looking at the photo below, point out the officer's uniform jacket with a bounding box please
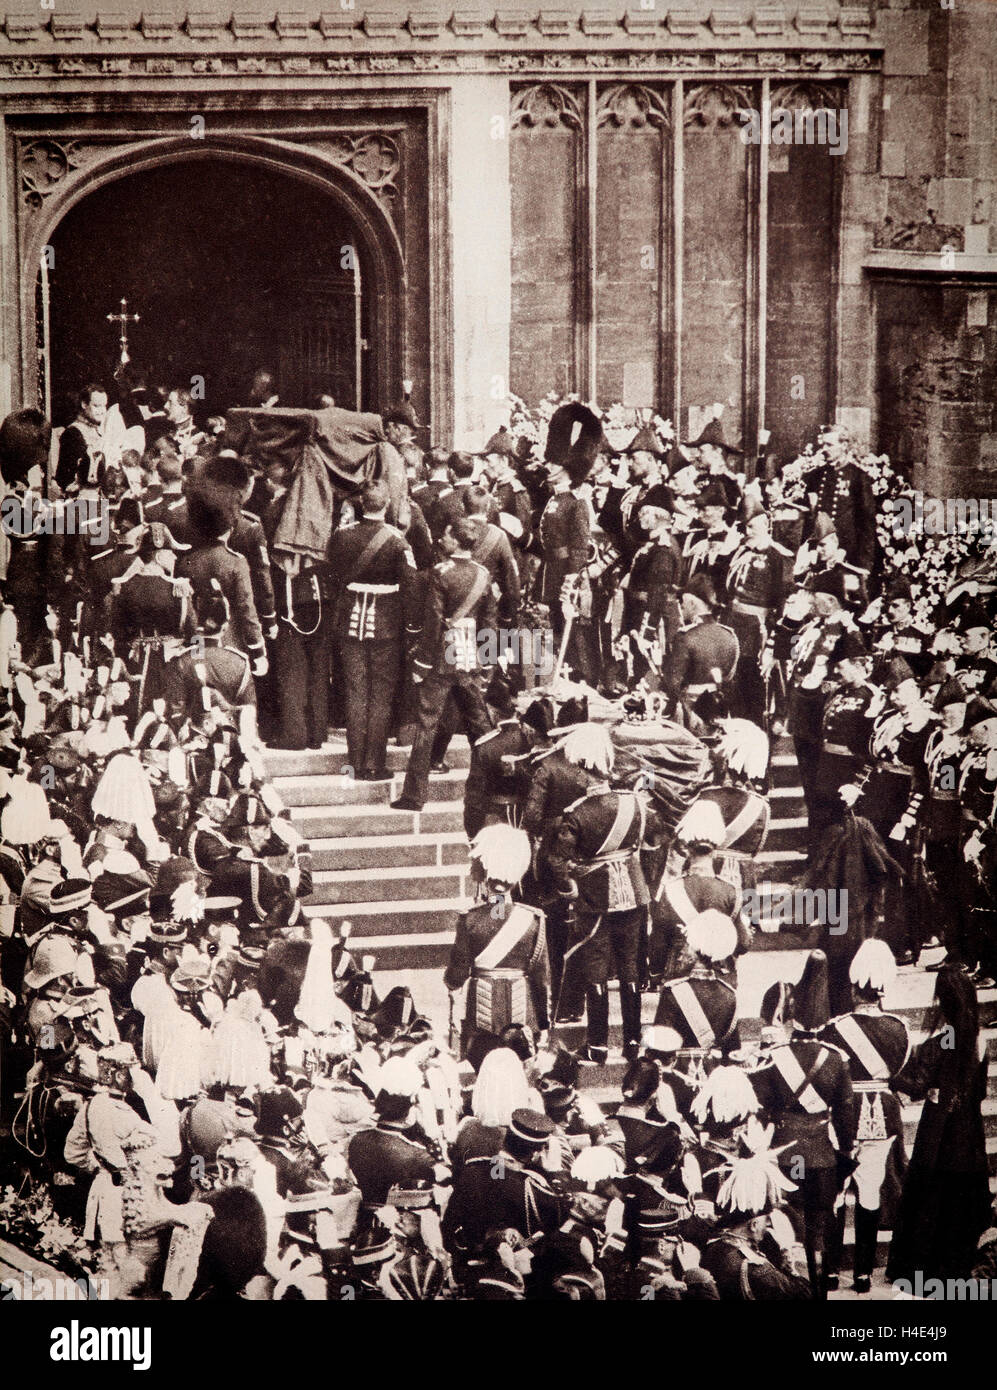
[818,1006,910,1144]
[445,896,550,1036]
[177,541,265,659]
[471,522,520,625]
[686,785,771,864]
[411,478,462,542]
[666,617,739,702]
[700,1234,812,1300]
[412,555,497,679]
[347,1121,437,1205]
[538,487,590,606]
[463,718,536,839]
[442,1151,566,1248]
[548,784,654,914]
[786,612,855,746]
[819,684,875,770]
[810,461,877,574]
[682,522,740,604]
[326,517,418,643]
[921,724,966,841]
[750,1034,857,1173]
[653,965,738,1052]
[492,477,533,550]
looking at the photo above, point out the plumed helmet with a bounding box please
[1,777,53,845]
[715,1119,797,1219]
[717,718,770,782]
[691,1064,760,1127]
[848,938,896,996]
[480,426,517,459]
[570,1145,624,1188]
[685,908,738,963]
[675,799,726,848]
[561,722,614,775]
[91,753,156,827]
[469,823,532,887]
[544,402,603,486]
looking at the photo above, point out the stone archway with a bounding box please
[18,133,406,419]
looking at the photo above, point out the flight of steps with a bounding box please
[263,730,813,974]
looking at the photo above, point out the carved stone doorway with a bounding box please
[42,155,374,425]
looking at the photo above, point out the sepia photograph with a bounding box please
[0,0,994,1363]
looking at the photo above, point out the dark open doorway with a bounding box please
[46,157,372,426]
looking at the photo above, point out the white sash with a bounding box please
[669,980,715,1048]
[771,1046,828,1114]
[475,904,536,971]
[834,1014,889,1081]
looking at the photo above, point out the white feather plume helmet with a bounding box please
[561,722,615,775]
[469,823,532,886]
[849,937,896,995]
[570,1144,624,1188]
[691,1064,760,1127]
[715,1117,797,1217]
[91,752,156,826]
[0,776,53,844]
[377,1055,424,1100]
[717,718,770,782]
[685,908,738,963]
[675,799,726,848]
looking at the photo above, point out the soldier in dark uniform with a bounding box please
[751,952,857,1296]
[444,825,549,1068]
[955,600,997,699]
[806,430,877,579]
[918,677,969,972]
[327,479,418,781]
[195,454,277,643]
[843,658,933,964]
[867,576,930,678]
[161,586,257,728]
[481,429,534,576]
[410,448,462,545]
[393,517,496,811]
[652,897,739,1080]
[819,938,910,1294]
[785,571,858,857]
[808,628,876,856]
[177,491,267,670]
[547,725,659,1064]
[699,1142,813,1300]
[681,478,740,608]
[725,496,792,725]
[442,1109,567,1256]
[599,422,673,572]
[621,500,683,684]
[536,404,599,672]
[520,712,593,1025]
[665,574,739,730]
[108,522,195,715]
[55,384,108,494]
[462,686,537,839]
[956,713,997,988]
[793,511,867,611]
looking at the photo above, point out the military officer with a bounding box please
[393,517,496,811]
[725,496,792,725]
[665,574,739,729]
[751,952,857,1297]
[444,825,549,1068]
[819,939,910,1294]
[327,478,418,781]
[806,428,877,579]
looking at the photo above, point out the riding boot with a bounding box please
[585,984,610,1054]
[853,1205,881,1281]
[618,981,642,1052]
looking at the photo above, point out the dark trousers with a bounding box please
[338,636,401,776]
[401,668,492,807]
[273,605,331,750]
[727,609,767,726]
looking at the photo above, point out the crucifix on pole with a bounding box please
[106,297,140,367]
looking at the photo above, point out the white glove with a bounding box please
[252,656,269,677]
[839,783,861,807]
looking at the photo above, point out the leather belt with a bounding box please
[472,967,524,980]
[878,762,913,776]
[823,743,858,758]
[853,1079,890,1093]
[731,599,769,618]
[930,790,958,802]
[347,582,398,595]
[685,682,716,695]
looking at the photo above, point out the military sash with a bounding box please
[668,980,715,1049]
[771,1045,829,1114]
[720,795,766,851]
[834,1014,889,1082]
[474,904,537,971]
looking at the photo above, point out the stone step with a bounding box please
[291,801,465,839]
[308,831,469,871]
[264,739,471,779]
[310,863,468,905]
[274,768,467,808]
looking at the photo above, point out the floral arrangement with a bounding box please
[773,426,996,633]
[0,1181,95,1278]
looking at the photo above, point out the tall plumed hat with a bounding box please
[544,403,603,486]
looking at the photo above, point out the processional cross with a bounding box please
[106,297,140,367]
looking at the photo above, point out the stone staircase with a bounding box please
[263,731,814,974]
